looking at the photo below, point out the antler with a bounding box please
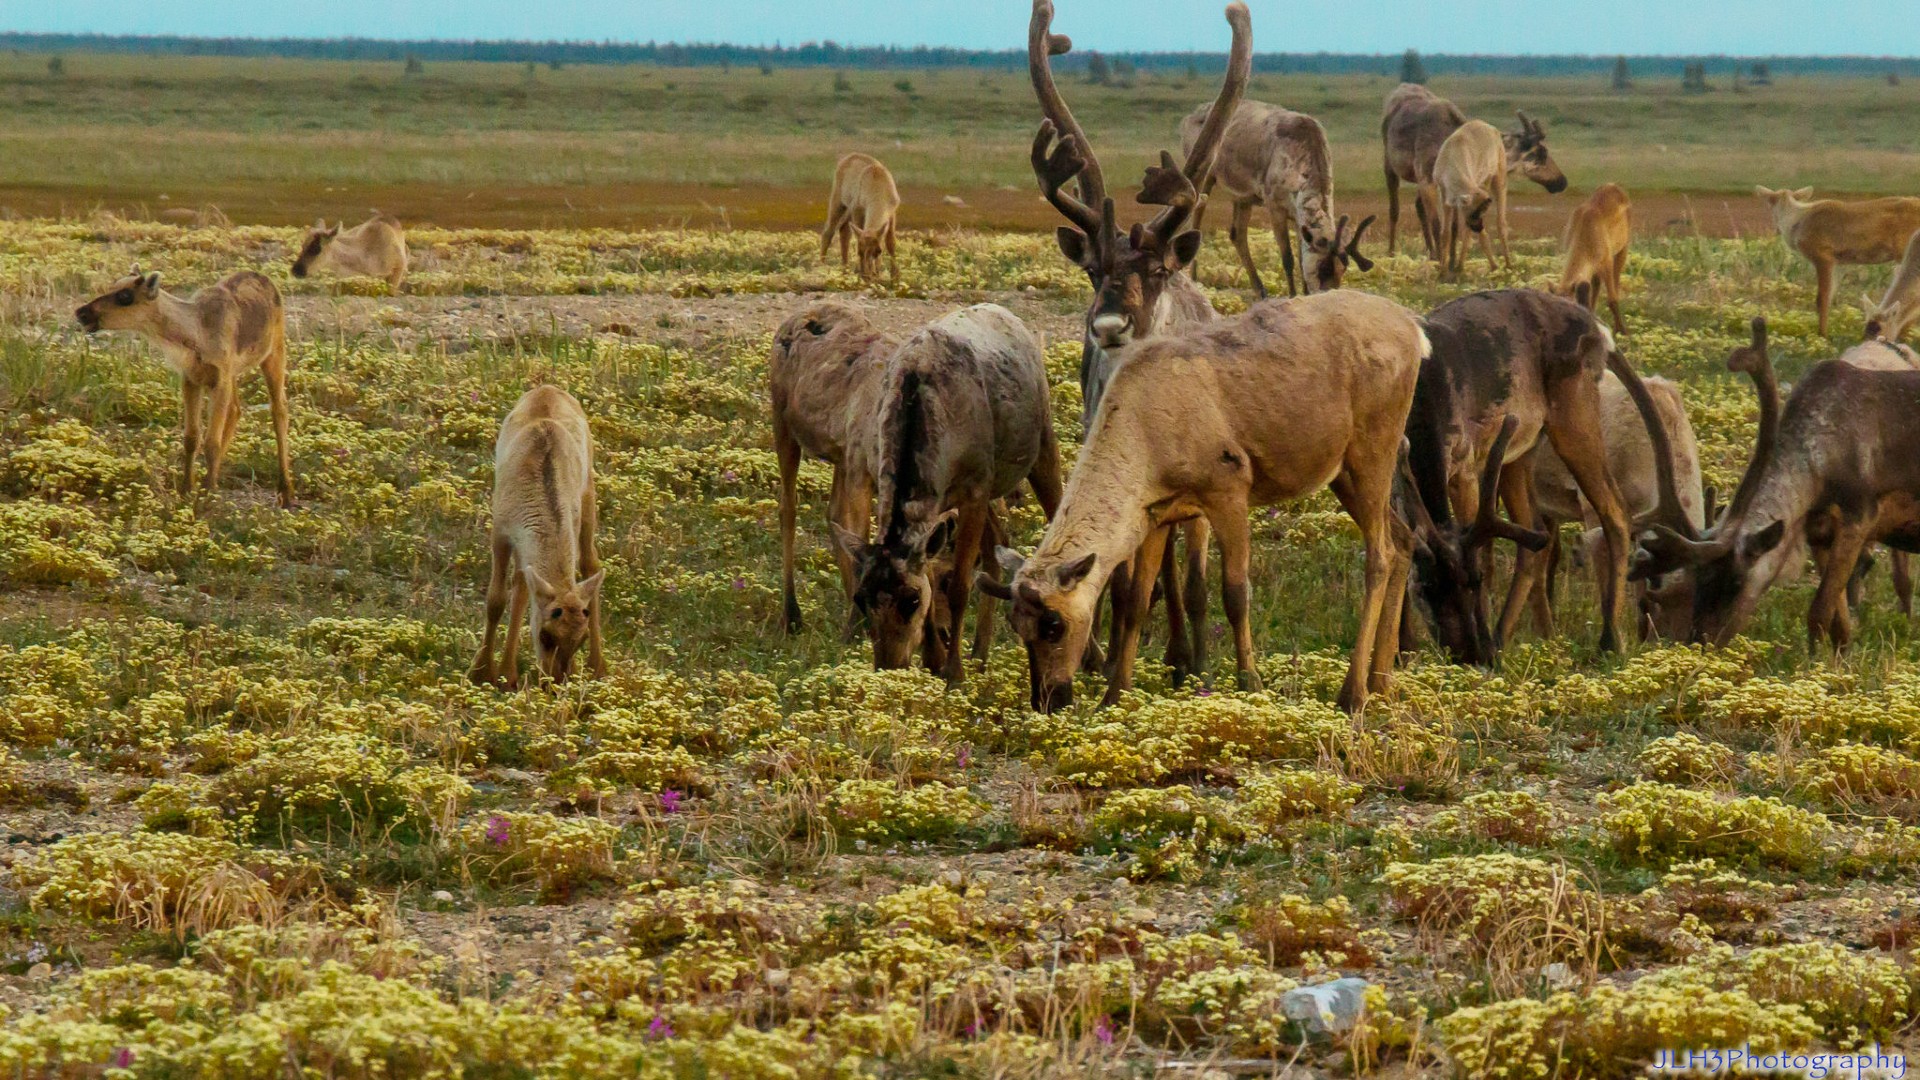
[1605,345,1695,540]
[1722,317,1780,529]
[1029,1,1107,239]
[1139,1,1251,251]
[1467,415,1551,553]
[1337,214,1377,272]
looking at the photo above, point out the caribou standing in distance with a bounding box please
[469,385,607,689]
[770,300,898,637]
[291,212,408,291]
[1634,320,1920,648]
[1397,290,1668,665]
[76,269,296,508]
[1524,371,1704,642]
[1381,84,1566,261]
[1178,99,1373,297]
[1017,0,1253,687]
[1757,186,1920,337]
[821,152,902,284]
[1554,183,1632,335]
[984,290,1427,715]
[832,304,1062,683]
[1431,120,1515,279]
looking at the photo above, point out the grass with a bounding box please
[3,53,1920,228]
[2,210,1920,1073]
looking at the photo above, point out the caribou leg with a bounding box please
[1100,525,1172,708]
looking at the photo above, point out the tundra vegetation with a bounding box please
[4,168,1920,1077]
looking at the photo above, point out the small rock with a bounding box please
[938,869,964,888]
[1125,907,1157,924]
[26,962,52,982]
[431,890,455,904]
[1282,977,1371,1037]
[1540,962,1577,990]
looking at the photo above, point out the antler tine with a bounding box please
[1721,316,1780,528]
[1028,0,1106,224]
[1392,438,1446,556]
[1141,1,1250,249]
[1468,415,1551,553]
[1030,120,1103,237]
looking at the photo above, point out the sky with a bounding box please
[6,0,1918,57]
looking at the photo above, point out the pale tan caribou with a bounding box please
[1757,186,1920,336]
[821,153,901,284]
[292,212,408,291]
[76,269,295,507]
[1381,84,1566,261]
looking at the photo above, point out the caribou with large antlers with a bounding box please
[1178,99,1373,297]
[1634,320,1920,648]
[1397,290,1669,664]
[1024,0,1252,686]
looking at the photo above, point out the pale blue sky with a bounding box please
[5,0,1916,56]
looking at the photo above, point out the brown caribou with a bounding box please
[291,212,408,291]
[1022,0,1252,686]
[822,152,901,284]
[770,300,897,637]
[1553,183,1632,335]
[1634,320,1920,648]
[1397,290,1664,664]
[983,289,1427,715]
[1757,186,1920,336]
[1179,99,1374,297]
[76,269,295,507]
[1381,84,1566,261]
[831,304,1063,683]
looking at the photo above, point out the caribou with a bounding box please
[1554,183,1632,335]
[1179,99,1373,297]
[832,305,1063,683]
[1757,186,1920,337]
[469,385,607,689]
[1635,320,1920,648]
[291,212,408,291]
[1381,85,1566,261]
[1431,120,1514,279]
[76,269,295,507]
[1021,0,1252,686]
[822,152,902,284]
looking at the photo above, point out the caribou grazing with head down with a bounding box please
[983,290,1428,715]
[1381,85,1566,261]
[1554,183,1632,335]
[1863,229,1920,345]
[1178,99,1373,297]
[1431,120,1514,279]
[1634,320,1920,648]
[1397,290,1669,665]
[770,300,899,637]
[822,152,902,284]
[832,304,1063,683]
[1022,0,1252,686]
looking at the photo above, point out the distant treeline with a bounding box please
[5,33,1920,77]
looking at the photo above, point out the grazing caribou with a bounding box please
[1381,84,1566,261]
[1554,183,1632,335]
[1024,0,1252,686]
[1757,186,1920,337]
[76,269,295,507]
[292,212,408,291]
[1179,99,1373,297]
[1432,120,1513,279]
[1636,319,1920,647]
[469,385,606,689]
[983,290,1427,715]
[1397,290,1663,664]
[832,304,1062,683]
[822,153,902,284]
[1524,371,1704,642]
[1863,228,1920,344]
[770,300,898,636]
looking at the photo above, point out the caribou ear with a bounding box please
[523,566,559,600]
[576,568,606,601]
[1168,228,1203,269]
[829,523,868,561]
[313,217,326,230]
[1793,187,1814,201]
[995,545,1027,580]
[1052,552,1097,588]
[1740,519,1786,560]
[1056,227,1089,267]
[974,572,1015,601]
[140,272,162,297]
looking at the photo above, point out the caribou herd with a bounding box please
[72,0,1920,710]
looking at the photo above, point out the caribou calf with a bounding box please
[821,153,901,284]
[76,269,295,507]
[1864,229,1920,344]
[1432,120,1512,278]
[470,385,606,689]
[292,212,408,291]
[1555,183,1632,335]
[985,290,1427,715]
[1635,320,1920,649]
[834,304,1062,682]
